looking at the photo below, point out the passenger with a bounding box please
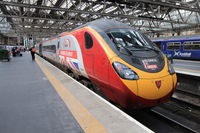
[12,47,16,57]
[16,47,20,55]
[30,46,36,60]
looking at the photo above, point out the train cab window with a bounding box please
[84,32,93,49]
[106,29,155,51]
[184,41,200,50]
[167,42,180,50]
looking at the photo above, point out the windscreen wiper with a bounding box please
[143,46,160,52]
[129,45,160,52]
[108,34,132,55]
[123,46,132,55]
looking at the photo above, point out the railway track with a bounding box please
[132,90,200,133]
[173,89,200,108]
[151,102,200,133]
[127,97,200,133]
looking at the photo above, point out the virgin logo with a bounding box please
[155,80,161,89]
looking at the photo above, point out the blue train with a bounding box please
[152,34,200,60]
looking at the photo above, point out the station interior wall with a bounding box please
[0,34,17,46]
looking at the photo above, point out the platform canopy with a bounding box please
[0,0,200,38]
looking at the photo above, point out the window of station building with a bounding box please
[84,32,93,49]
[166,42,180,50]
[42,45,56,53]
[184,41,200,50]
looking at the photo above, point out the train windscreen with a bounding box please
[106,29,157,51]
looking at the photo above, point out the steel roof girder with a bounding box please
[0,1,192,25]
[127,0,200,13]
[0,14,85,23]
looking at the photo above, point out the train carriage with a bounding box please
[152,35,200,60]
[36,19,177,109]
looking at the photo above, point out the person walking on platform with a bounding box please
[30,46,36,60]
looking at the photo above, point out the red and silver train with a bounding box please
[36,19,177,109]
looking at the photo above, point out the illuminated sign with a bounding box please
[142,59,158,70]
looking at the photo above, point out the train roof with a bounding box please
[43,19,136,43]
[151,34,200,42]
[74,19,131,31]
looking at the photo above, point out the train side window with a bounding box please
[39,44,42,53]
[57,42,60,49]
[57,39,60,49]
[193,41,200,50]
[84,32,93,49]
[167,42,180,50]
[184,41,200,50]
[42,45,56,53]
[184,42,192,50]
[52,45,56,53]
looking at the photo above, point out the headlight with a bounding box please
[112,62,139,80]
[168,61,175,74]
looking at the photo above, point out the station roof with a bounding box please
[0,0,199,38]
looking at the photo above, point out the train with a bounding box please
[152,34,200,60]
[36,19,177,109]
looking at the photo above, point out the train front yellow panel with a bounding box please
[137,75,173,100]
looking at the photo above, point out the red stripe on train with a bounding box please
[59,50,77,59]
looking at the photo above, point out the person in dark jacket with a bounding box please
[30,46,36,60]
[12,47,16,57]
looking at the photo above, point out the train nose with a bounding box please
[136,75,174,100]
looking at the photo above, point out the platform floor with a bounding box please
[0,52,152,133]
[173,59,200,76]
[0,52,83,133]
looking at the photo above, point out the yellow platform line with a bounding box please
[36,58,108,133]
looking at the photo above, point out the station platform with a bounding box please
[173,59,200,77]
[0,52,153,133]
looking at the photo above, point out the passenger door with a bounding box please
[83,31,109,84]
[82,31,95,77]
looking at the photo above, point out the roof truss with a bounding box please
[0,0,199,38]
